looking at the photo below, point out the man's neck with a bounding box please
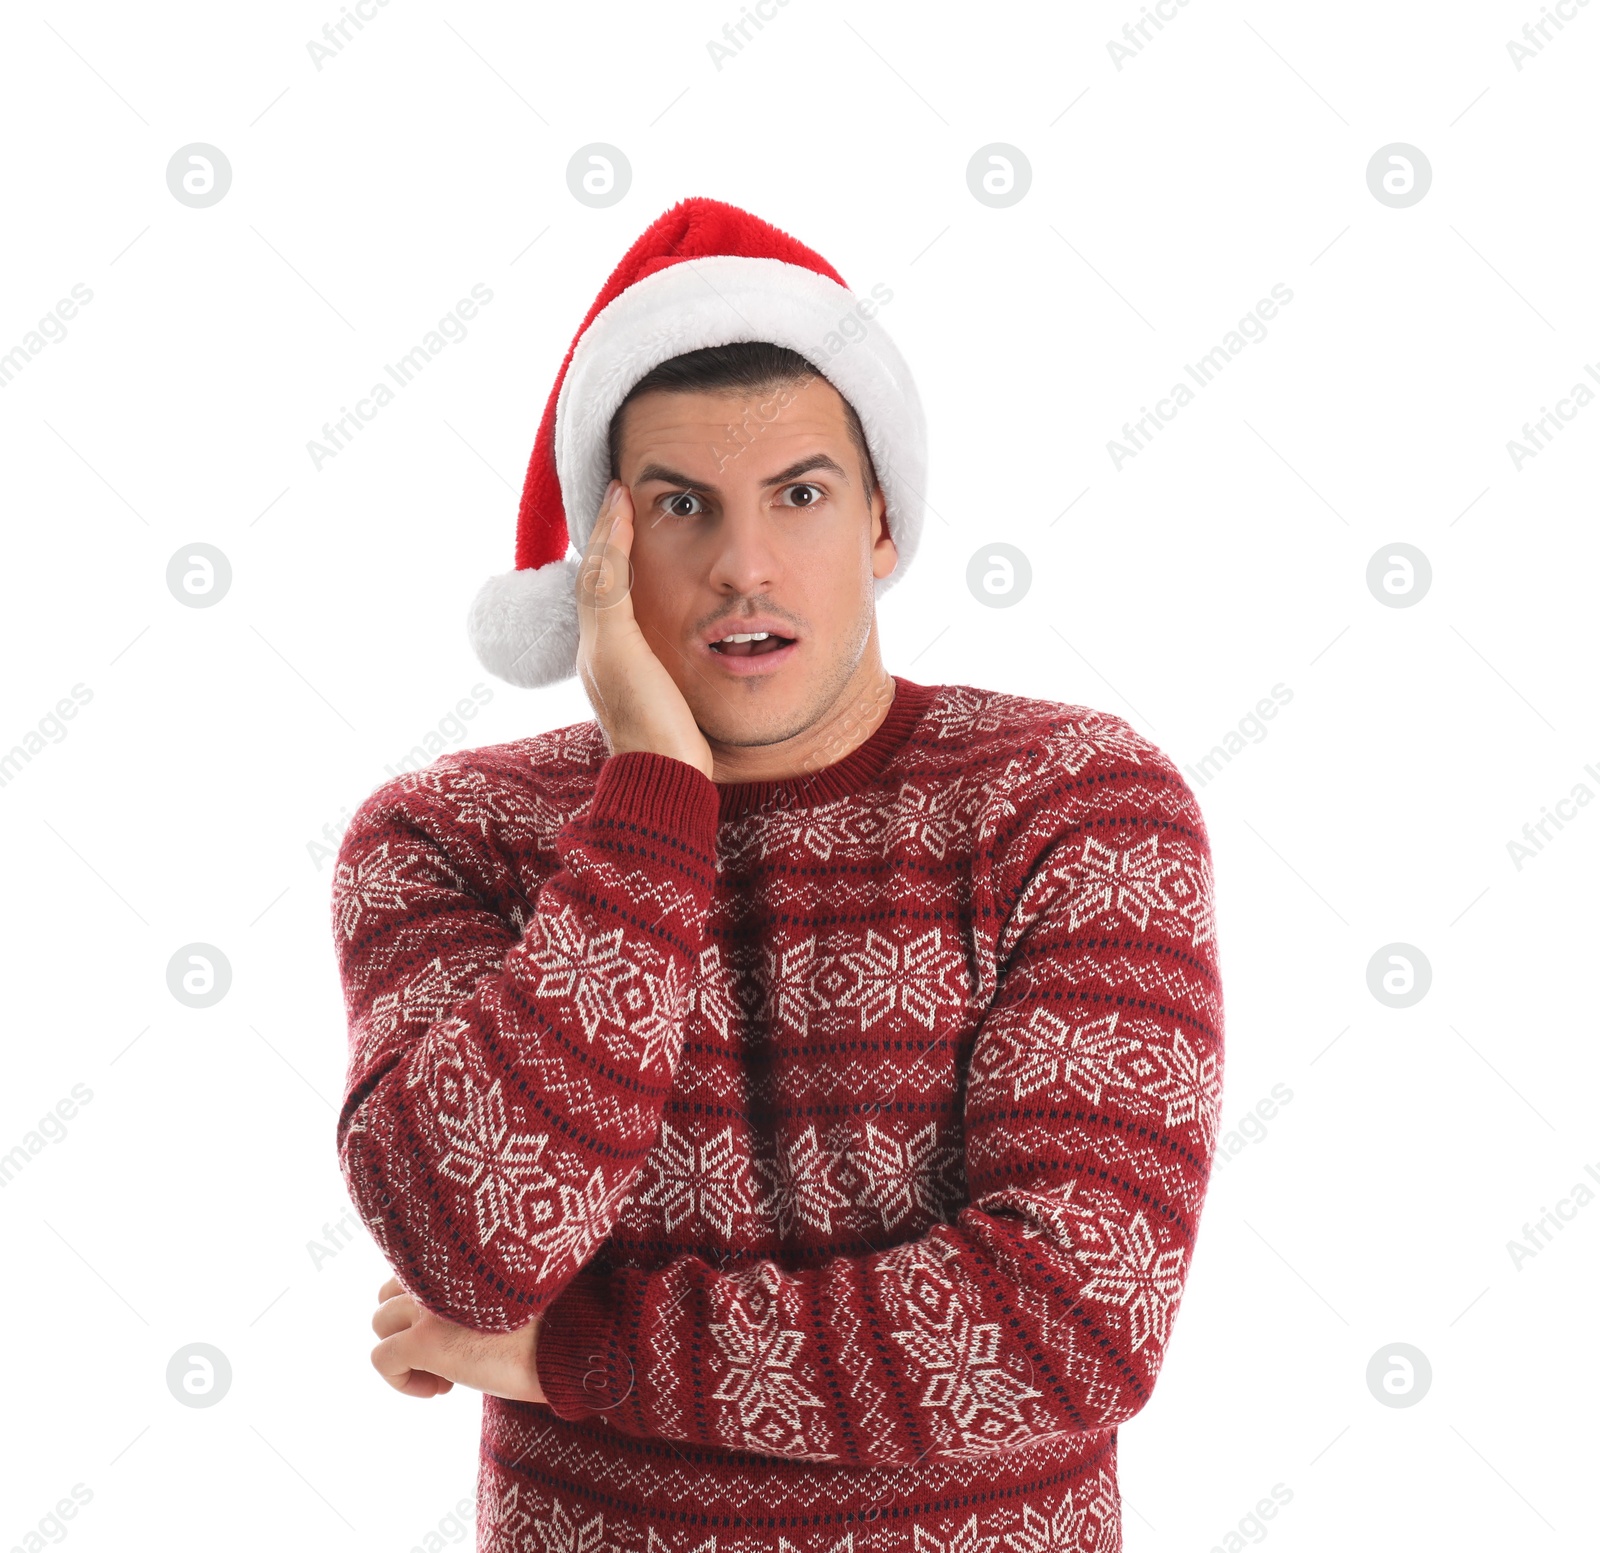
[704,660,897,786]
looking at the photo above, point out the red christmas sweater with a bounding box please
[331,675,1223,1553]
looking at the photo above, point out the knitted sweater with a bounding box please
[331,675,1223,1553]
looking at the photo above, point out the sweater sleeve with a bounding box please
[532,746,1222,1464]
[331,749,720,1333]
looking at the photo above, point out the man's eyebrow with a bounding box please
[760,453,851,487]
[633,462,708,490]
[631,452,852,491]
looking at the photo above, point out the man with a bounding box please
[332,198,1222,1553]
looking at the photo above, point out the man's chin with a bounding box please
[693,689,822,752]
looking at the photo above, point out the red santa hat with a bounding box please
[466,196,927,689]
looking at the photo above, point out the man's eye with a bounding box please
[776,482,825,508]
[660,491,707,519]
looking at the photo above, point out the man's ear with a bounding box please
[869,486,897,580]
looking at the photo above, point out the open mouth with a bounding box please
[709,633,796,658]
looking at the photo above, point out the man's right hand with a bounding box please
[575,479,715,781]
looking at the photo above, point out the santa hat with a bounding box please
[466,196,927,689]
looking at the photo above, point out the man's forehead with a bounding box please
[617,377,851,465]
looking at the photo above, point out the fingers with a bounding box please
[581,481,622,578]
[579,481,634,620]
[369,1317,457,1401]
[608,479,635,550]
[575,481,638,729]
[368,1275,457,1399]
[371,1323,457,1398]
[371,1290,417,1340]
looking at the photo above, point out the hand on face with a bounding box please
[575,479,716,781]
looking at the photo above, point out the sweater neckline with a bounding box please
[715,675,935,822]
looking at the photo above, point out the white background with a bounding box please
[2,2,1596,1549]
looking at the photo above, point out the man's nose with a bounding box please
[704,494,782,594]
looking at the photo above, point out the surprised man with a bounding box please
[332,196,1223,1553]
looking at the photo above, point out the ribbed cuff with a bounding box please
[536,1272,633,1423]
[587,751,719,849]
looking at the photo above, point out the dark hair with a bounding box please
[605,340,878,501]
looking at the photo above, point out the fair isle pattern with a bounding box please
[331,677,1222,1551]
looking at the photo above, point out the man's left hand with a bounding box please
[369,1275,546,1404]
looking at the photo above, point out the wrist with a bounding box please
[525,1316,547,1406]
[534,1275,631,1422]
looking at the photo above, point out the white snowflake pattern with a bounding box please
[835,927,970,1031]
[734,796,882,865]
[638,1122,756,1236]
[851,1120,962,1230]
[761,937,831,1038]
[398,762,555,849]
[1041,715,1147,777]
[891,1275,1042,1443]
[690,942,742,1039]
[883,777,971,860]
[1170,848,1216,947]
[478,1478,534,1553]
[1059,835,1185,933]
[925,686,1015,741]
[913,1513,1001,1553]
[520,904,643,1042]
[357,952,462,1065]
[754,1124,853,1236]
[970,752,1035,836]
[970,1010,1141,1106]
[408,1023,556,1248]
[525,1163,634,1281]
[1076,1209,1187,1353]
[615,957,690,1072]
[333,840,414,940]
[709,1290,826,1455]
[785,799,883,862]
[391,951,459,1025]
[1141,1025,1221,1150]
[1005,1473,1121,1553]
[528,1495,606,1553]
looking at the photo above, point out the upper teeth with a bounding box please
[719,632,771,643]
